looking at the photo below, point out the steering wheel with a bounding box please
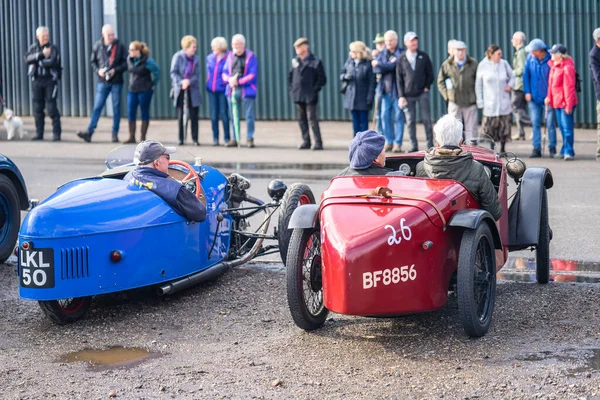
[168,160,202,198]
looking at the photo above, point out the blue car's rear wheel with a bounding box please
[457,223,496,338]
[0,175,20,264]
[38,297,92,325]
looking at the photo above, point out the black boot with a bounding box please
[141,121,149,142]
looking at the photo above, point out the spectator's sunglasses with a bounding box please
[162,154,170,160]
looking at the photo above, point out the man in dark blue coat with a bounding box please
[373,30,405,153]
[125,141,206,222]
[590,28,600,161]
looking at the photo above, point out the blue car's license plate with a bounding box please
[20,248,55,288]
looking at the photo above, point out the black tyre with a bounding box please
[286,227,328,330]
[38,297,92,325]
[277,183,315,264]
[0,175,21,264]
[457,223,496,338]
[535,188,550,284]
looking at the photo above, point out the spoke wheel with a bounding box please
[0,175,20,264]
[536,188,550,284]
[277,183,315,265]
[457,223,496,338]
[286,227,328,330]
[38,297,92,325]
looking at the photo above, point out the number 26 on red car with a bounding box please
[385,218,412,246]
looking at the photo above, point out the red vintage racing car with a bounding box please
[285,142,552,337]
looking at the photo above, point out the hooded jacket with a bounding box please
[222,49,258,98]
[475,57,515,116]
[547,57,578,110]
[523,50,551,105]
[437,55,478,106]
[415,148,502,220]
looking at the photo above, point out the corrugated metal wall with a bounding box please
[2,1,597,125]
[0,0,103,117]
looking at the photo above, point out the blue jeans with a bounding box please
[208,91,230,143]
[88,82,123,135]
[350,110,369,136]
[555,107,576,156]
[127,89,153,121]
[528,102,556,151]
[380,93,405,146]
[228,88,255,141]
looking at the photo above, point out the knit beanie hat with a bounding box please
[349,130,385,170]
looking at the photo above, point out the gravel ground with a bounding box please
[0,260,599,400]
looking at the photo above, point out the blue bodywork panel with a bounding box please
[18,165,233,300]
[0,154,29,209]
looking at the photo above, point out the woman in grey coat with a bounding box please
[170,35,202,145]
[475,44,515,152]
[340,41,376,136]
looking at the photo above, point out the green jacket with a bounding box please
[415,148,502,220]
[512,45,527,91]
[436,56,478,107]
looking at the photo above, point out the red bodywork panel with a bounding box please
[319,151,509,316]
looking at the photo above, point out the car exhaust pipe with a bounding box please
[157,197,272,296]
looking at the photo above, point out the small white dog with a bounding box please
[2,109,26,140]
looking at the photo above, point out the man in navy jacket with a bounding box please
[373,30,405,153]
[590,28,600,161]
[523,39,556,158]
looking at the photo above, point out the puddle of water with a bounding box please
[60,346,158,370]
[499,257,600,283]
[515,348,600,376]
[209,162,347,171]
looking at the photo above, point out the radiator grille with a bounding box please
[60,247,90,280]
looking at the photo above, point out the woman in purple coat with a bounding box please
[170,35,202,146]
[206,37,231,146]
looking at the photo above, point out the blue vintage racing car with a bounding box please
[17,146,315,324]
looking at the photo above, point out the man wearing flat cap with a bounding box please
[590,27,600,161]
[288,37,327,150]
[437,40,479,141]
[125,140,206,222]
[523,38,556,158]
[338,130,391,176]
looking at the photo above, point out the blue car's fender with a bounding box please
[0,154,29,210]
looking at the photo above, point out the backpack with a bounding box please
[575,72,582,93]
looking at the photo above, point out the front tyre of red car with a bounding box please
[0,175,21,264]
[38,297,92,325]
[457,223,497,338]
[535,188,550,284]
[286,227,328,330]
[277,183,316,265]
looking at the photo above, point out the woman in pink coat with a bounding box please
[545,44,578,160]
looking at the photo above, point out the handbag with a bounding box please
[340,80,349,94]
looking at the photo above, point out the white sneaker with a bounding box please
[564,154,574,161]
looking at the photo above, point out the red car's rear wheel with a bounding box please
[286,227,328,330]
[38,296,92,325]
[457,223,496,338]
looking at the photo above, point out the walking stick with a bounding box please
[230,73,241,148]
[542,106,548,157]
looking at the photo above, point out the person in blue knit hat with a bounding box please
[337,130,392,176]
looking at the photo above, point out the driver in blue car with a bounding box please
[124,140,206,222]
[415,114,502,220]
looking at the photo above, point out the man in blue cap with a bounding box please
[125,140,206,222]
[523,38,556,158]
[338,130,391,176]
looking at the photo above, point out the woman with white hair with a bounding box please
[206,37,230,146]
[416,114,502,220]
[341,41,376,136]
[476,44,515,153]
